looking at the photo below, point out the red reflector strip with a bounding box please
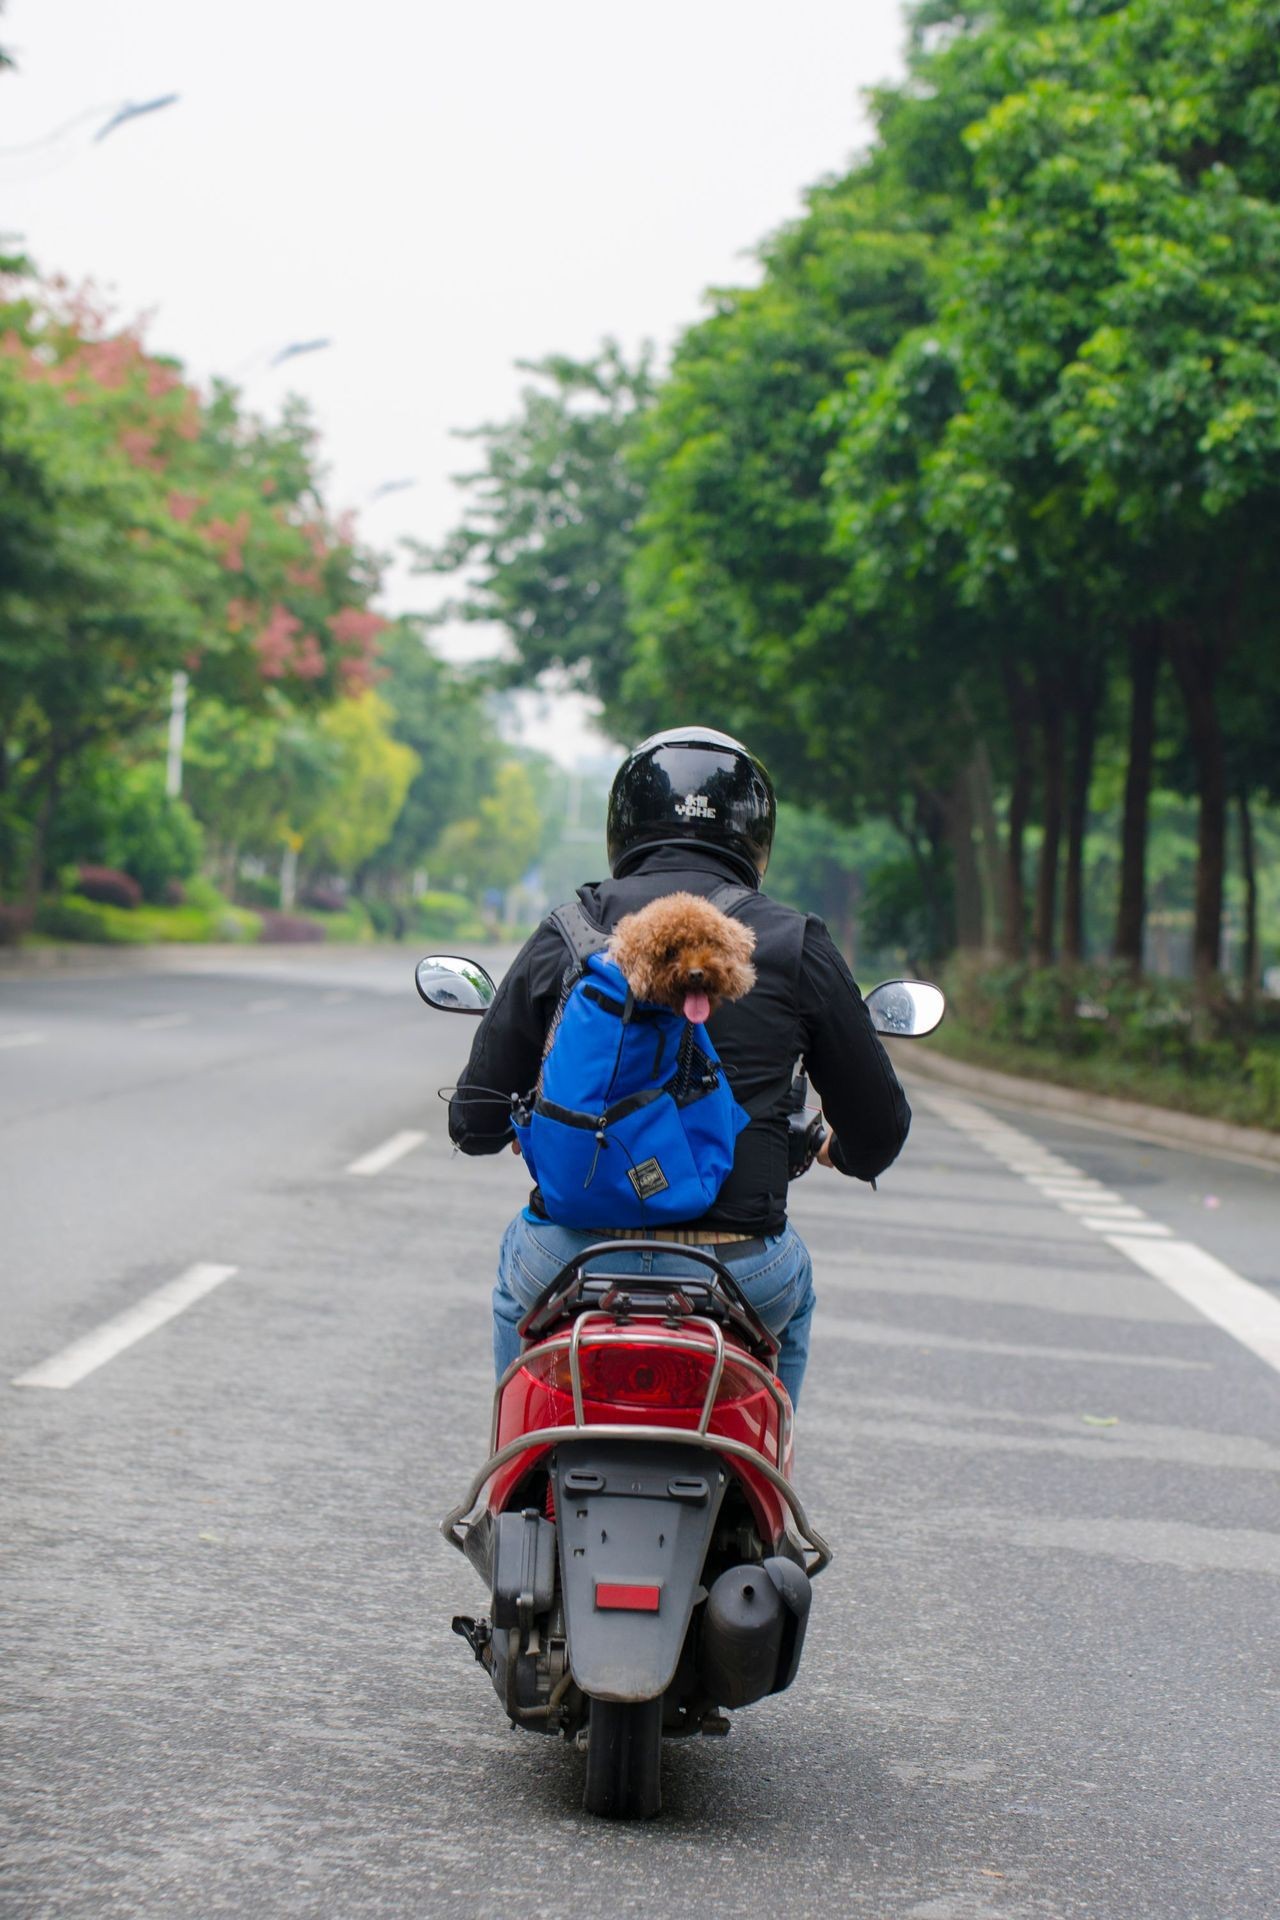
[595,1582,661,1612]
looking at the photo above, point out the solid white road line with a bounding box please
[133,1012,192,1031]
[12,1263,239,1391]
[246,997,286,1014]
[0,1031,45,1050]
[1108,1236,1280,1376]
[345,1129,428,1177]
[921,1090,1280,1378]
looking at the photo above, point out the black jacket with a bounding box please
[447,845,911,1234]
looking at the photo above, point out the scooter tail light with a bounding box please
[521,1337,765,1409]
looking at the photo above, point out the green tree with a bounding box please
[415,342,655,714]
[49,758,203,902]
[431,760,543,901]
[623,172,936,770]
[414,0,1280,996]
[0,275,390,902]
[357,623,499,894]
[305,695,418,876]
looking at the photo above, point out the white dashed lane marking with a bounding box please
[345,1129,428,1177]
[12,1263,239,1391]
[133,1013,192,1031]
[1083,1217,1171,1237]
[246,997,286,1014]
[0,1031,45,1050]
[920,1090,1280,1379]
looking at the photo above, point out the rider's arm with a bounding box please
[798,916,911,1182]
[447,923,567,1155]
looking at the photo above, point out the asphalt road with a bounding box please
[3,946,1278,1919]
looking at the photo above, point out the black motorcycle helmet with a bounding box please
[606,725,777,884]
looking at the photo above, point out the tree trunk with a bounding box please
[1168,632,1226,994]
[1031,684,1065,968]
[1001,664,1034,962]
[0,713,10,896]
[945,761,985,956]
[836,871,861,971]
[280,841,300,911]
[1061,670,1102,966]
[968,740,1004,956]
[901,786,951,967]
[20,756,61,911]
[1238,791,1259,1003]
[1115,631,1160,970]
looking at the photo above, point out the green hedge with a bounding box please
[936,963,1280,1131]
[26,887,468,951]
[414,889,486,944]
[34,894,261,945]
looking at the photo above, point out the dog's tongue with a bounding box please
[683,990,711,1025]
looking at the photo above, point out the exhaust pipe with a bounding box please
[699,1557,811,1708]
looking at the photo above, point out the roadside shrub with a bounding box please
[306,902,372,943]
[1246,1048,1280,1128]
[940,962,1280,1130]
[301,883,347,913]
[75,865,142,910]
[0,903,31,945]
[162,879,187,906]
[364,897,409,939]
[218,907,263,943]
[257,910,325,944]
[183,874,227,913]
[110,770,204,902]
[235,873,282,910]
[35,897,135,943]
[413,889,486,943]
[54,762,203,904]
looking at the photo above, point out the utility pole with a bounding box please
[165,671,189,798]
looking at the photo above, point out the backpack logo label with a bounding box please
[627,1157,670,1201]
[674,792,717,820]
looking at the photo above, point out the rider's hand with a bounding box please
[816,1131,836,1169]
[510,1139,522,1156]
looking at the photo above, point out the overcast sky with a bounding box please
[3,0,906,763]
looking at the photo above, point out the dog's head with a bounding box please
[607,892,757,1022]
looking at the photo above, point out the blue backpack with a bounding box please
[512,890,752,1229]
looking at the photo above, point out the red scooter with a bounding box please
[417,955,944,1819]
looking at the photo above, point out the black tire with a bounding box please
[582,1696,663,1819]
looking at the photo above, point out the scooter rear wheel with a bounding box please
[582,1696,663,1819]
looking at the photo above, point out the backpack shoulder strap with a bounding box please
[537,902,612,1086]
[709,886,807,1121]
[706,881,753,917]
[548,899,610,970]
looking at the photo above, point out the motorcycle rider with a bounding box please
[448,725,911,1407]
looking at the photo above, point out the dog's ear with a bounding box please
[723,916,756,966]
[722,942,757,1002]
[700,903,756,1001]
[605,911,643,983]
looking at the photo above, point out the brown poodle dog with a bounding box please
[607,892,756,1025]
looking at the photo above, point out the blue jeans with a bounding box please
[493,1214,817,1407]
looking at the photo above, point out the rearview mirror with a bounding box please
[865,978,946,1038]
[414,954,497,1014]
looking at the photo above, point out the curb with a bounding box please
[0,941,387,980]
[891,1042,1280,1171]
[0,945,183,977]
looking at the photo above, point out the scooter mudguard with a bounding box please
[552,1440,727,1703]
